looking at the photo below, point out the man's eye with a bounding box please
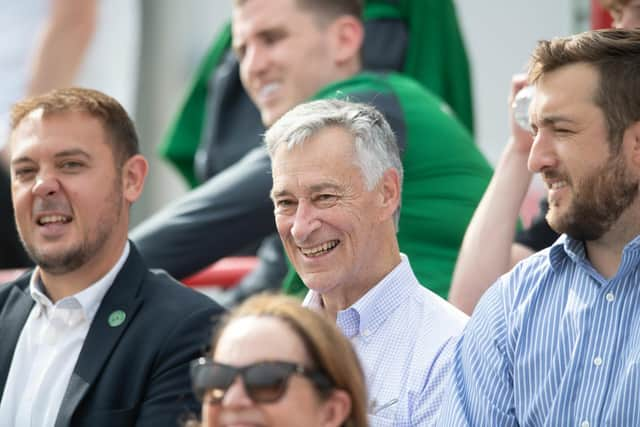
[554,128,573,135]
[60,161,84,170]
[275,199,297,213]
[263,31,285,46]
[13,168,36,179]
[315,194,338,207]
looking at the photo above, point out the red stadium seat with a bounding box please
[1,256,258,289]
[181,256,258,289]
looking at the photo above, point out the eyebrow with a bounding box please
[11,148,92,166]
[233,27,287,50]
[538,115,578,127]
[270,183,342,199]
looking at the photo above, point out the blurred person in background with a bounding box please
[132,0,491,304]
[189,294,368,427]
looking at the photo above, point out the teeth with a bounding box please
[259,83,280,99]
[550,181,567,190]
[300,240,339,257]
[39,215,70,225]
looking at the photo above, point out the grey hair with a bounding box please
[264,99,403,228]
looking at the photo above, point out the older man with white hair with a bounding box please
[266,99,468,426]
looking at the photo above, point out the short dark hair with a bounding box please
[234,0,363,24]
[295,0,363,22]
[528,29,640,152]
[10,87,139,166]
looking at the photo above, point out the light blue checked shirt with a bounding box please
[304,254,468,426]
[439,234,640,426]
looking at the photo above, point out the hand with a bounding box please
[508,74,535,155]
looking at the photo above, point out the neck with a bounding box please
[585,205,640,279]
[322,238,401,320]
[39,239,127,303]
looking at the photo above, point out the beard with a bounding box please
[20,178,124,275]
[545,151,639,241]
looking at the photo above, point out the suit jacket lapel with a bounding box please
[55,246,146,427]
[0,277,34,397]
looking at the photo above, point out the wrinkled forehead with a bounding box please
[271,128,358,173]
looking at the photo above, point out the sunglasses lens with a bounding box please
[191,361,236,403]
[244,363,291,403]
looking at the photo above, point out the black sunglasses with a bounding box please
[190,358,333,404]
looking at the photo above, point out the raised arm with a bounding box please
[448,75,535,314]
[27,0,97,95]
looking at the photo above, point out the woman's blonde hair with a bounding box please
[208,293,368,427]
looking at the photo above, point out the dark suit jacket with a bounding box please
[0,244,224,427]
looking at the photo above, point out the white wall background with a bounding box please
[133,0,230,225]
[132,0,592,225]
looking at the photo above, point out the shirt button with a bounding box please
[581,421,590,427]
[606,292,615,302]
[362,329,371,337]
[593,357,603,367]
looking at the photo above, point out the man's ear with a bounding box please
[377,168,401,222]
[121,154,148,204]
[329,15,364,66]
[320,389,352,427]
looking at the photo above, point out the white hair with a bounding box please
[264,99,403,227]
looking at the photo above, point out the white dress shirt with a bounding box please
[304,254,468,426]
[0,243,129,427]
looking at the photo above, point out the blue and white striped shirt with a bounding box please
[305,254,468,426]
[439,234,640,426]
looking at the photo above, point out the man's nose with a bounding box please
[243,44,269,77]
[527,131,557,173]
[32,173,60,198]
[290,200,321,243]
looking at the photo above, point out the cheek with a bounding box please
[11,188,31,216]
[275,215,293,237]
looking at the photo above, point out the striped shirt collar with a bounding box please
[549,233,640,282]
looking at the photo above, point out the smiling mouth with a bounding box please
[257,82,280,102]
[548,181,568,190]
[37,215,72,226]
[299,240,340,257]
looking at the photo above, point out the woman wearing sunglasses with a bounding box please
[190,294,369,427]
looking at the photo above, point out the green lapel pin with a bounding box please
[108,310,126,327]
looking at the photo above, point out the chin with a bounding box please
[261,110,278,127]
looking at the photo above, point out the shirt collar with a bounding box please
[549,233,640,277]
[304,254,414,339]
[548,234,580,271]
[29,242,130,324]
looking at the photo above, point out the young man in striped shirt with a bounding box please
[440,29,640,426]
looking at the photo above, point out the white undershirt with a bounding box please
[0,243,130,427]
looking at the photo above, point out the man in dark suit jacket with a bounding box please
[0,88,224,427]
